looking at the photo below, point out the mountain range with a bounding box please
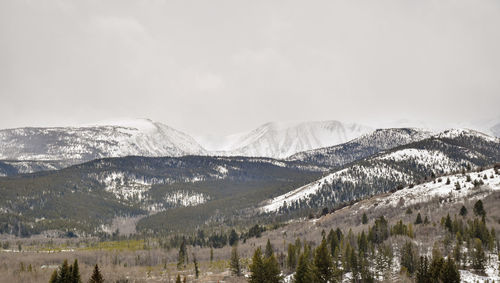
[1,118,499,176]
[0,119,499,236]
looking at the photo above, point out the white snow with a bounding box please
[377,148,467,173]
[459,253,499,282]
[163,190,210,207]
[102,172,155,201]
[259,163,412,213]
[197,120,372,158]
[0,118,207,162]
[371,168,500,209]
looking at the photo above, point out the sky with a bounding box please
[1,0,500,136]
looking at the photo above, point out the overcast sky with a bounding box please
[1,0,499,136]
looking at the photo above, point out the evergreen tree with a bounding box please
[429,254,444,281]
[358,231,368,255]
[249,248,266,283]
[264,253,282,283]
[265,239,273,259]
[229,229,239,246]
[424,216,430,225]
[349,246,359,280]
[59,260,70,282]
[193,253,200,279]
[415,213,423,224]
[177,238,187,269]
[444,214,452,232]
[175,274,181,283]
[286,243,297,270]
[401,241,418,275]
[459,205,467,216]
[359,254,374,283]
[210,247,214,262]
[416,256,430,283]
[71,259,81,283]
[230,245,241,276]
[88,264,104,283]
[471,238,486,273]
[362,212,368,224]
[313,238,333,283]
[294,252,314,283]
[49,270,58,283]
[369,216,389,244]
[440,257,460,283]
[473,200,486,218]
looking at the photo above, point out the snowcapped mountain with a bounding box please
[288,128,434,167]
[0,118,207,164]
[259,128,500,213]
[199,121,372,159]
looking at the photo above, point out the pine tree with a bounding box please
[424,216,430,224]
[401,241,418,275]
[249,248,266,283]
[230,245,241,276]
[362,212,368,224]
[59,260,70,282]
[359,254,374,283]
[440,257,460,283]
[416,256,430,283]
[286,243,297,270]
[193,253,200,279]
[229,229,239,246]
[175,274,181,283]
[459,205,467,216]
[177,238,187,269]
[415,213,423,224]
[88,264,104,283]
[49,270,58,283]
[313,238,333,283]
[473,200,486,218]
[264,253,282,282]
[265,239,273,259]
[294,252,314,283]
[429,254,444,281]
[349,246,359,280]
[358,231,368,255]
[471,238,486,273]
[444,214,452,232]
[71,259,81,283]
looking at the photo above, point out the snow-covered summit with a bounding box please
[0,118,207,163]
[288,128,434,167]
[436,128,499,142]
[201,120,372,159]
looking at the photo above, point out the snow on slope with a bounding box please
[259,129,499,213]
[368,168,500,210]
[259,162,414,213]
[200,121,372,159]
[0,118,206,162]
[378,148,470,172]
[288,128,434,166]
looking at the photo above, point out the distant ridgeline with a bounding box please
[0,128,498,237]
